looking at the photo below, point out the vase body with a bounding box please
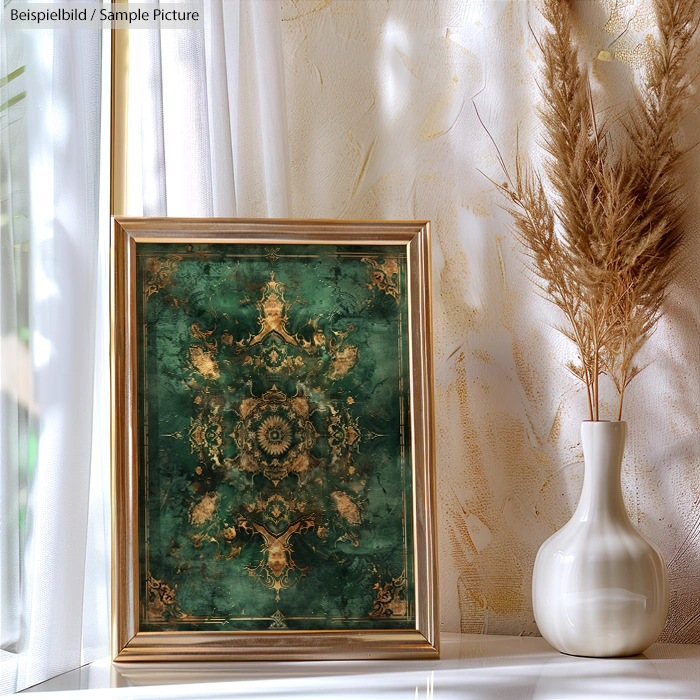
[533,421,669,657]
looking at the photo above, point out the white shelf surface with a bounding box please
[19,633,700,699]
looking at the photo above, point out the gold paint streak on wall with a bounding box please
[457,576,485,633]
[472,349,495,365]
[512,338,543,406]
[394,47,423,80]
[431,196,478,352]
[351,137,376,198]
[420,75,460,141]
[281,0,333,22]
[495,236,508,288]
[470,203,490,217]
[454,352,489,501]
[547,403,564,445]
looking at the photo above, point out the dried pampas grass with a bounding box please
[483,0,699,421]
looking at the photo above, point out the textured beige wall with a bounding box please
[281,0,700,642]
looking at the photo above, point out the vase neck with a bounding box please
[575,422,628,521]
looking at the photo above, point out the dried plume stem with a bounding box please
[484,0,698,421]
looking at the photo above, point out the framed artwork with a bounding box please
[112,218,437,661]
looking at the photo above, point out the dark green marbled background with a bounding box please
[136,243,414,631]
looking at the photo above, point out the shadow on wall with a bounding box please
[280,0,700,643]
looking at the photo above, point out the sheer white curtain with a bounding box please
[0,11,31,693]
[0,4,111,694]
[1,1,291,693]
[127,0,292,218]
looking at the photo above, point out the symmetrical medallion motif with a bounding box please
[137,244,414,631]
[231,387,317,484]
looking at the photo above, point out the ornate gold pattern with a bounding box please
[250,494,307,527]
[144,255,182,299]
[146,260,403,609]
[146,574,184,619]
[239,273,298,347]
[327,406,375,465]
[189,346,220,380]
[362,256,400,301]
[189,492,220,526]
[370,572,408,618]
[231,387,317,485]
[188,405,223,467]
[331,490,361,526]
[269,609,287,629]
[265,247,281,265]
[189,323,221,380]
[257,415,293,455]
[241,516,316,600]
[328,345,359,379]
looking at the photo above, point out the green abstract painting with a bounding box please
[136,243,415,631]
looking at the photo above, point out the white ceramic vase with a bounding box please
[532,421,669,657]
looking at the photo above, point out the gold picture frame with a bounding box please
[111,217,438,661]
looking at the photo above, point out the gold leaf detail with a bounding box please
[189,492,220,526]
[370,573,407,618]
[144,255,182,299]
[329,345,358,379]
[190,346,220,380]
[331,490,360,525]
[362,257,400,301]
